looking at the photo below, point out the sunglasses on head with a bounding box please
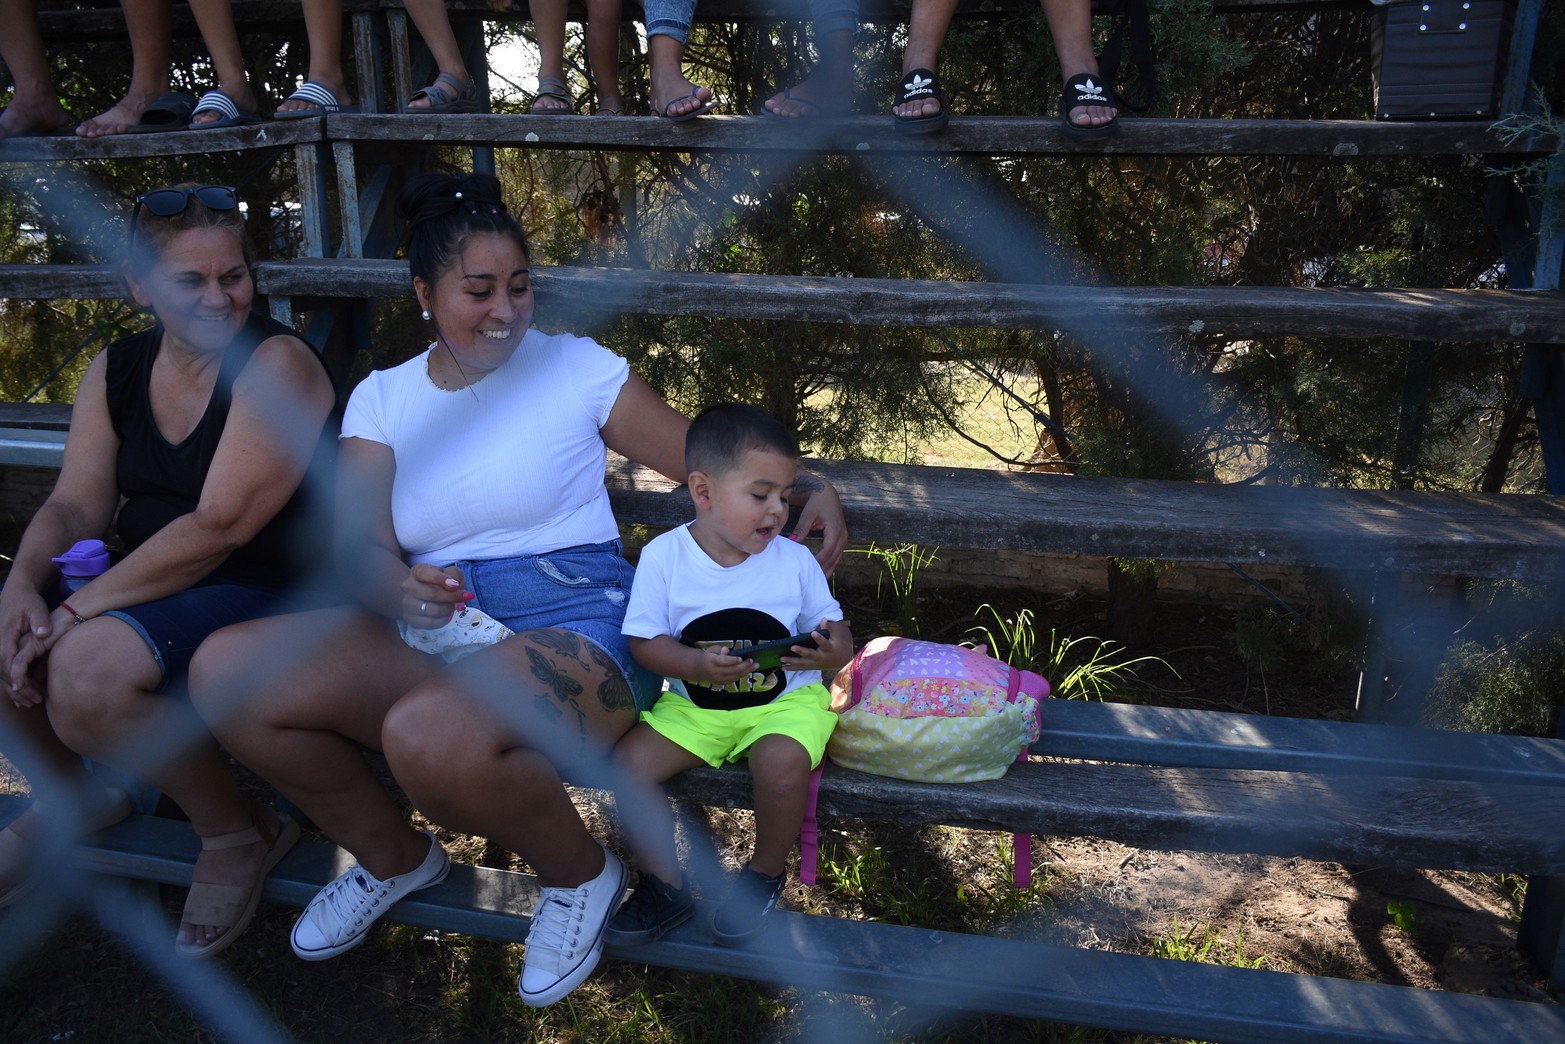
[134,185,240,218]
[129,185,241,261]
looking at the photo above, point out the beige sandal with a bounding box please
[175,808,300,959]
[0,787,132,908]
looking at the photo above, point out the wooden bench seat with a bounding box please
[19,803,1553,1044]
[7,687,1565,1043]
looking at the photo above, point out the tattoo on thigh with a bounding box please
[532,629,591,670]
[526,646,585,704]
[596,674,634,713]
[589,645,635,712]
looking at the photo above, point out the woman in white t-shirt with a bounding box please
[187,173,847,1004]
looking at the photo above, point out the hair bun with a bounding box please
[401,172,508,227]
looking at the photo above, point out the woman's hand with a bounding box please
[402,564,469,630]
[0,587,53,706]
[790,478,848,576]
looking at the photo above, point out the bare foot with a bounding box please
[75,90,165,138]
[176,804,289,952]
[651,72,712,119]
[0,95,74,141]
[1067,100,1118,130]
[765,68,853,119]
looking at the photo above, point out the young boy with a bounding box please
[609,403,853,946]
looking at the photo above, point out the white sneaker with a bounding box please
[291,830,449,961]
[518,847,627,1007]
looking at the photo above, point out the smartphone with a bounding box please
[736,631,820,670]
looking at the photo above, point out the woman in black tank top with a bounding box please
[0,184,337,958]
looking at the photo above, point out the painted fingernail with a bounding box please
[462,592,475,602]
[444,577,460,588]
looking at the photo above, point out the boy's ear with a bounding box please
[687,469,712,508]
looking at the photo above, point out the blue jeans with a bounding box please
[448,540,662,712]
[645,0,858,44]
[105,582,341,692]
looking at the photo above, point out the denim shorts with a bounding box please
[450,540,662,712]
[103,581,341,692]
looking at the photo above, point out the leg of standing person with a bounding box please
[41,617,291,954]
[762,0,856,119]
[529,0,574,113]
[645,0,711,119]
[76,0,175,138]
[891,0,955,124]
[275,0,355,116]
[187,0,262,125]
[584,0,625,115]
[0,0,75,141]
[402,0,481,112]
[1042,0,1115,132]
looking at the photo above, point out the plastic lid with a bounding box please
[52,539,110,576]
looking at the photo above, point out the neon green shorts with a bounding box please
[640,682,837,768]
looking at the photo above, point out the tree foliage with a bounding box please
[3,3,1563,489]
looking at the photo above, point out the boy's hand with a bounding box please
[779,619,852,674]
[689,645,760,686]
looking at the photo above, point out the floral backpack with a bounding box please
[799,636,1049,887]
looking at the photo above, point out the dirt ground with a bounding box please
[2,584,1561,1039]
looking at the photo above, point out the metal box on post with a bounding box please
[1371,0,1515,119]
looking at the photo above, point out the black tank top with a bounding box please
[103,310,336,588]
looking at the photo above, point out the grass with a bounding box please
[1145,918,1267,970]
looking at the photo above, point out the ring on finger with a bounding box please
[419,601,428,614]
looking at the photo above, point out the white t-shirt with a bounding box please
[342,329,628,565]
[622,524,842,707]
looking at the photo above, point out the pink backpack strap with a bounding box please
[1005,665,1034,890]
[798,762,824,885]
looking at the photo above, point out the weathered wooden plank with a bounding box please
[2,798,1553,1044]
[824,458,1565,575]
[0,403,72,429]
[1034,700,1565,788]
[603,456,1565,579]
[324,113,1548,158]
[666,758,1565,875]
[0,400,1558,576]
[0,265,122,298]
[249,258,1565,344]
[19,260,1562,346]
[0,121,324,163]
